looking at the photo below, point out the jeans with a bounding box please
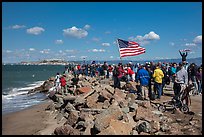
[113,76,120,89]
[190,76,198,94]
[154,82,162,99]
[173,82,181,101]
[197,80,202,94]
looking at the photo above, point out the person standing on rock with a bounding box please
[102,62,108,78]
[152,64,164,100]
[113,65,120,89]
[71,74,79,94]
[179,50,188,63]
[108,64,113,79]
[60,74,67,95]
[55,73,61,88]
[173,63,188,102]
[136,65,150,100]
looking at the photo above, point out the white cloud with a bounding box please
[65,50,75,53]
[40,49,50,54]
[110,56,113,58]
[29,48,35,51]
[128,31,160,45]
[90,49,106,52]
[67,56,76,58]
[185,43,197,47]
[143,31,160,40]
[11,25,26,29]
[84,24,91,30]
[27,27,45,35]
[63,26,88,38]
[55,39,63,44]
[99,49,105,52]
[6,50,12,53]
[101,43,110,46]
[193,35,202,44]
[92,49,98,52]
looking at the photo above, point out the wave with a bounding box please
[2,81,45,100]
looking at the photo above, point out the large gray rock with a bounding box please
[150,120,160,132]
[160,123,171,132]
[134,106,160,122]
[102,100,110,109]
[98,119,133,135]
[65,102,75,112]
[54,124,80,135]
[104,85,114,95]
[94,104,123,132]
[100,79,110,85]
[86,92,99,108]
[99,89,113,100]
[129,103,138,112]
[65,110,79,127]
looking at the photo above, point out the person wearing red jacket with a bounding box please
[60,74,67,95]
[127,67,135,82]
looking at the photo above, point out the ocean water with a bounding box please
[2,65,66,114]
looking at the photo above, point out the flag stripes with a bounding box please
[117,38,145,57]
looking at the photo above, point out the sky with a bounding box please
[2,2,202,63]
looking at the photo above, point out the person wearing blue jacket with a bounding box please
[136,65,150,100]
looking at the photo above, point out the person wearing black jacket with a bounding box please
[179,50,188,62]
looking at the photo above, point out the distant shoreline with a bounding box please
[2,57,202,65]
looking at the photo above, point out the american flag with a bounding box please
[117,38,145,57]
[179,49,191,52]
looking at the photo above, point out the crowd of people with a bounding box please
[53,60,202,101]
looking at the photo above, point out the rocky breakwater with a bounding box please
[30,74,202,135]
[28,77,55,94]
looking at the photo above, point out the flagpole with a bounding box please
[116,38,122,64]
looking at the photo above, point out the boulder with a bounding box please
[75,87,92,95]
[65,110,79,127]
[54,124,80,135]
[102,100,110,109]
[114,88,126,100]
[94,104,123,132]
[100,79,110,85]
[160,123,171,132]
[104,85,114,95]
[98,119,132,135]
[150,120,160,132]
[129,103,138,112]
[86,92,99,108]
[65,102,75,112]
[99,89,113,100]
[134,106,160,122]
[118,100,129,108]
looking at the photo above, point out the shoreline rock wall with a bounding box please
[32,74,201,135]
